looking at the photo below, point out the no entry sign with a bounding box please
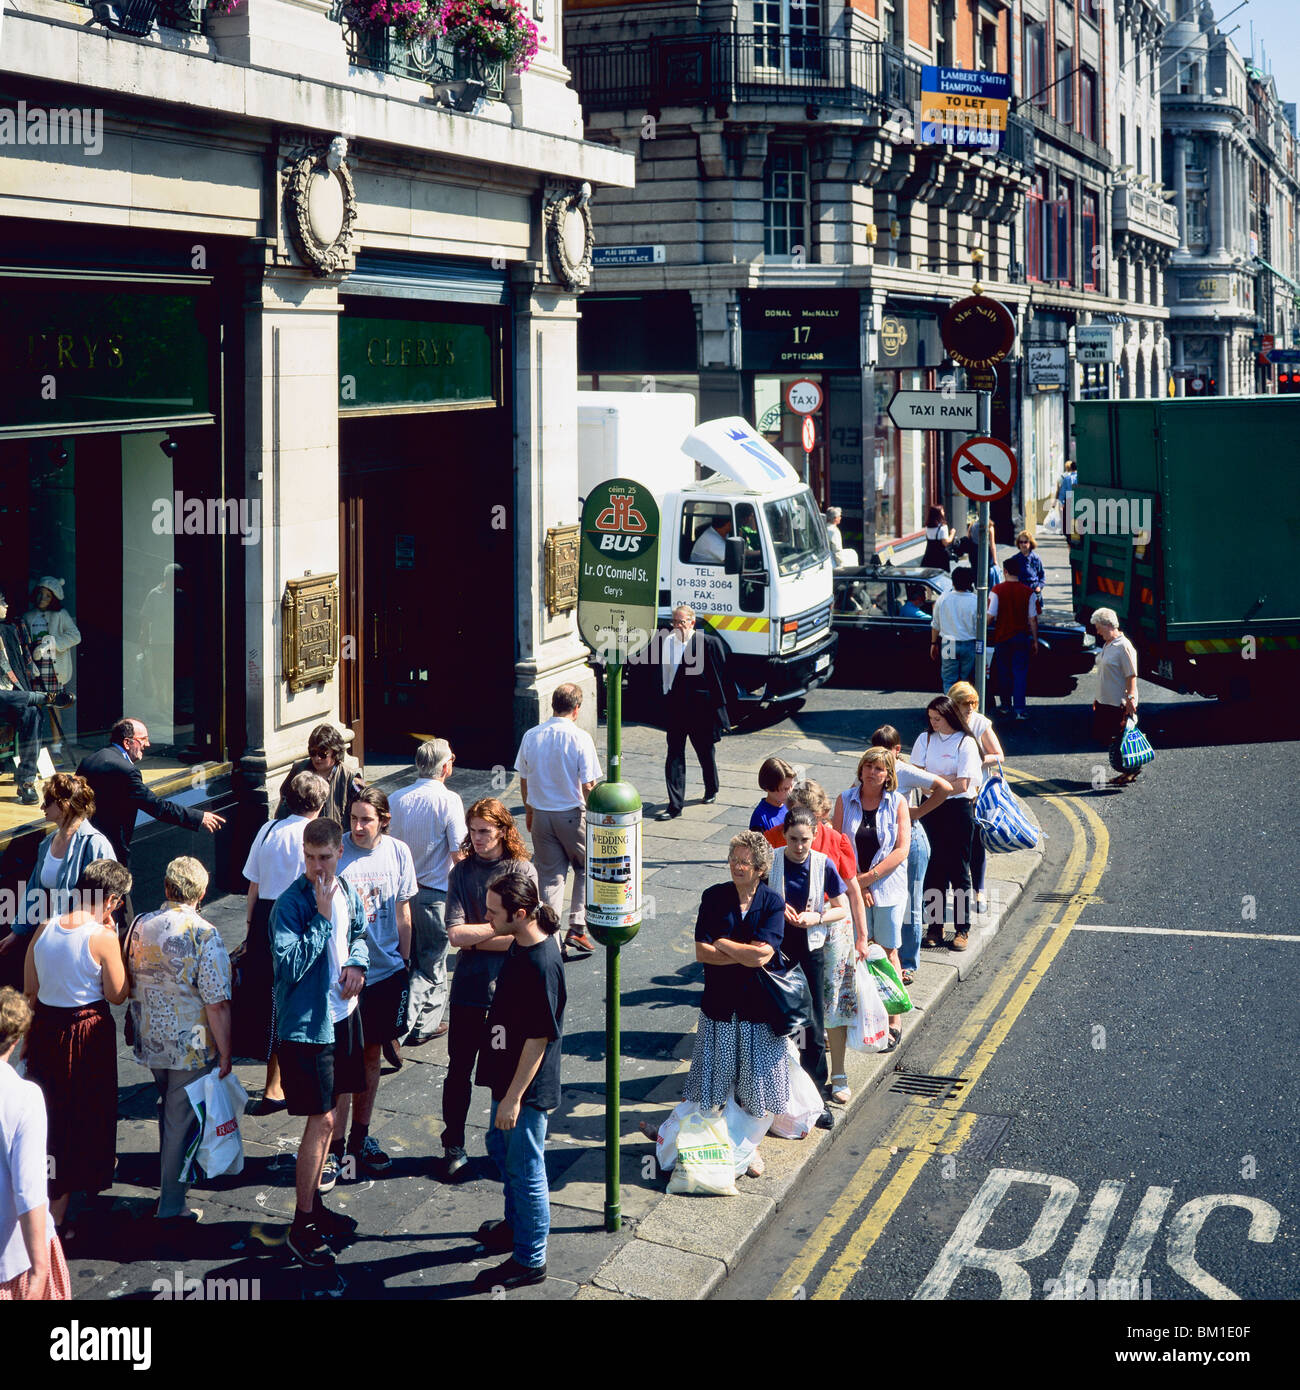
[951,435,1017,502]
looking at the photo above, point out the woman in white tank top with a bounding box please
[22,863,130,1232]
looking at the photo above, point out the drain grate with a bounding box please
[1035,891,1100,904]
[890,1072,969,1100]
[951,1112,1012,1164]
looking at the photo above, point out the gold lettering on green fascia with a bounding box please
[367,338,384,366]
[357,336,463,368]
[24,331,125,371]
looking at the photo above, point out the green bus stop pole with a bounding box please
[604,660,622,1233]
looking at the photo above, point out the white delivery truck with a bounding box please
[577,391,837,718]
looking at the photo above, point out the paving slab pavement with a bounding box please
[60,702,1045,1301]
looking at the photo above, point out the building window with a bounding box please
[1135,127,1143,176]
[1054,179,1074,283]
[753,0,822,71]
[1082,190,1100,289]
[980,21,997,72]
[881,0,904,48]
[1151,136,1158,182]
[1056,45,1073,124]
[764,143,808,258]
[1186,191,1209,247]
[1118,257,1128,300]
[1120,115,1127,166]
[1025,21,1047,106]
[1079,65,1097,141]
[1026,172,1048,281]
[1081,0,1098,19]
[933,1,953,66]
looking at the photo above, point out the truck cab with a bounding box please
[577,395,837,719]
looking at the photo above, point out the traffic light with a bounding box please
[1279,371,1300,395]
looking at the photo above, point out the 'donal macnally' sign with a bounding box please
[578,479,660,665]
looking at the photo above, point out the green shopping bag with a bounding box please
[865,944,913,1016]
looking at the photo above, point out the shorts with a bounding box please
[278,1011,366,1117]
[358,969,409,1047]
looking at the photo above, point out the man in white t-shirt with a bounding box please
[334,788,417,1180]
[930,566,980,689]
[388,739,466,1046]
[515,684,601,960]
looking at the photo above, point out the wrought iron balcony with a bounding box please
[75,0,204,36]
[569,34,1033,170]
[333,6,507,100]
[569,34,920,119]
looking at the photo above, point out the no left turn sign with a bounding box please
[950,435,1017,502]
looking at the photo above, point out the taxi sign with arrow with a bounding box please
[888,390,979,430]
[951,435,1017,502]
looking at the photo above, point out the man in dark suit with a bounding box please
[655,605,729,821]
[77,717,225,867]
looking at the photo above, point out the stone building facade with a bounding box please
[0,0,631,899]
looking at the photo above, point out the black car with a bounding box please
[830,563,1096,695]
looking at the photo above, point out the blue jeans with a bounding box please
[485,1100,551,1268]
[901,819,930,974]
[995,633,1032,713]
[939,639,979,692]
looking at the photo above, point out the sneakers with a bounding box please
[476,1218,515,1254]
[441,1146,469,1181]
[318,1152,341,1193]
[351,1134,391,1175]
[312,1203,358,1245]
[563,931,596,959]
[473,1256,547,1292]
[288,1220,336,1268]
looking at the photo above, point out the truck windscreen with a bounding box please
[763,491,830,577]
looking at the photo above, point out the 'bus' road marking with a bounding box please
[768,770,1102,1302]
[1071,924,1300,943]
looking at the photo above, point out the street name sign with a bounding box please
[951,436,1017,502]
[888,390,979,430]
[592,245,666,267]
[1267,348,1300,363]
[578,479,660,665]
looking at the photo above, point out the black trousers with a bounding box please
[664,711,719,812]
[923,797,975,932]
[0,688,44,782]
[781,931,828,1092]
[441,1003,489,1151]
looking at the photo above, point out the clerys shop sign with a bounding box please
[0,283,211,430]
[339,314,496,412]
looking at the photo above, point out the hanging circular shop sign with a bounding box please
[941,295,1016,369]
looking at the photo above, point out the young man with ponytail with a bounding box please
[472,868,567,1291]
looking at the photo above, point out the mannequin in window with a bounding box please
[0,590,69,805]
[24,578,80,722]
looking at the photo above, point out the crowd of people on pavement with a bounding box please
[0,529,1148,1297]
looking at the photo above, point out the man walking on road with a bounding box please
[515,684,601,961]
[270,817,368,1269]
[656,605,729,821]
[988,555,1040,720]
[388,740,466,1045]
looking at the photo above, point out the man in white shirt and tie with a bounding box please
[656,605,729,820]
[515,684,602,959]
[387,739,467,1046]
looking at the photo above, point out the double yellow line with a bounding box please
[767,768,1110,1301]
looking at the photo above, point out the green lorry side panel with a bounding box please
[1074,398,1300,641]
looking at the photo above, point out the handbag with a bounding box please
[975,762,1040,853]
[121,915,143,1049]
[1109,716,1155,773]
[752,949,815,1040]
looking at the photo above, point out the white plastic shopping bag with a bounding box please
[847,959,890,1052]
[666,1107,737,1197]
[653,1099,695,1171]
[723,1097,772,1177]
[771,1040,824,1140]
[182,1067,248,1180]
